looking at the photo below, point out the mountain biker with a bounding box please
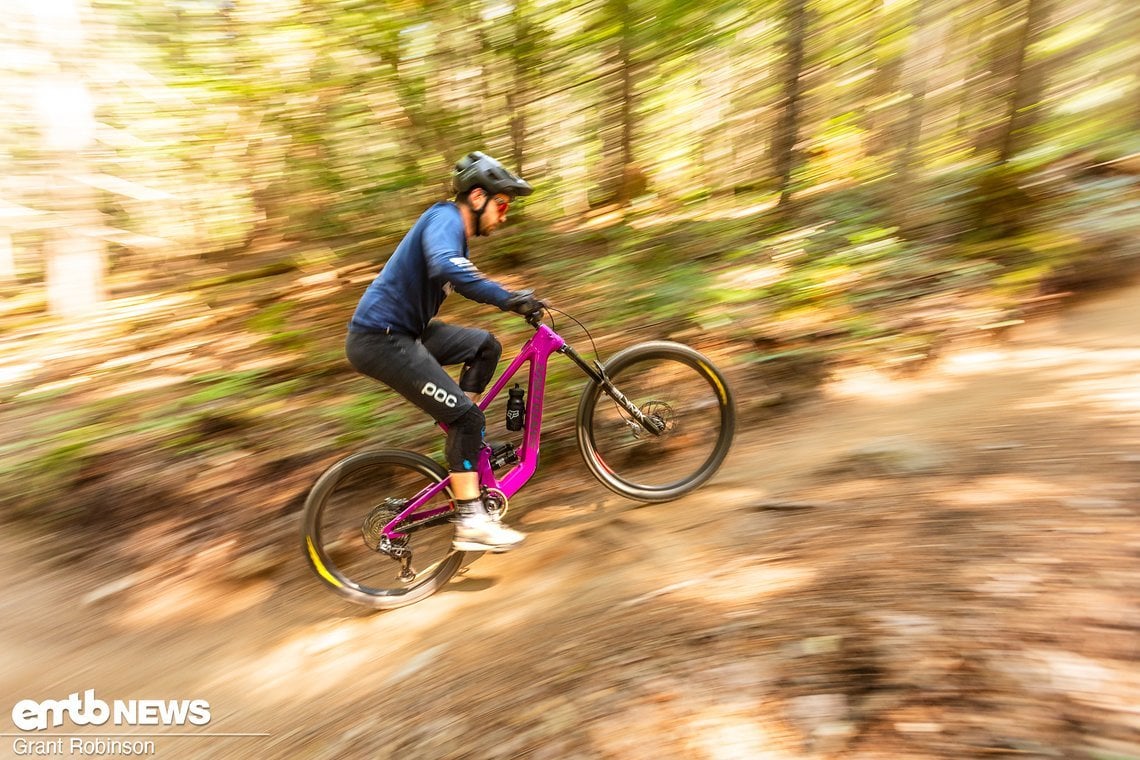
[345,151,545,553]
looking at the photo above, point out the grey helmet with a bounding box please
[452,151,533,198]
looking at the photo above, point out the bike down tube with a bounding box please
[475,323,565,498]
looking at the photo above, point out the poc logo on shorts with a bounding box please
[421,382,458,408]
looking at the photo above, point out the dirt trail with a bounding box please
[2,281,1139,759]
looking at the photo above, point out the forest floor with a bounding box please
[2,275,1140,760]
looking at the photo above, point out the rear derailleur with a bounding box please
[363,498,418,582]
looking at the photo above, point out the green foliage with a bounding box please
[38,437,92,485]
[484,224,550,268]
[4,0,1140,549]
[967,165,1036,240]
[329,391,418,448]
[184,370,266,406]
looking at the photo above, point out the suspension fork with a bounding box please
[559,345,666,435]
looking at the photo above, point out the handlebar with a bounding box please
[525,308,546,328]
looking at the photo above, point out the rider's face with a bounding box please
[477,190,510,234]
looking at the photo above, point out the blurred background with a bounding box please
[3,1,1140,757]
[2,0,1140,608]
[3,0,1138,306]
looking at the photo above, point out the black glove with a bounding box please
[504,289,548,318]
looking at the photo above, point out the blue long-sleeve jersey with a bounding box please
[349,202,514,336]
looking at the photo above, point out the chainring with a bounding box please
[483,487,509,521]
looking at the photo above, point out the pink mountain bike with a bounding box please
[302,309,735,609]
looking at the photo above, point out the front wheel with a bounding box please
[301,450,468,609]
[576,341,736,502]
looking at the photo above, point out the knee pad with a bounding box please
[459,332,502,393]
[480,332,502,362]
[449,404,485,434]
[445,404,485,472]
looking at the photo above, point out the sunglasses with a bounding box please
[490,194,510,213]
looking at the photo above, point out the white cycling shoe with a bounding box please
[452,514,526,553]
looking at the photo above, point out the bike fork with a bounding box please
[560,345,665,436]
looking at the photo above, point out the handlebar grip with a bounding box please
[525,308,545,327]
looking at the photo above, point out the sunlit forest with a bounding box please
[2,0,1140,537]
[5,0,1139,304]
[3,2,1140,757]
[2,0,1139,555]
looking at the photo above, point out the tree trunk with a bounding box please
[508,1,533,175]
[507,92,526,177]
[0,233,14,283]
[860,0,914,158]
[772,0,809,208]
[976,0,1056,163]
[596,0,637,208]
[996,0,1055,163]
[865,58,903,157]
[974,0,1022,155]
[31,0,106,316]
[377,42,452,195]
[1133,0,1140,132]
[560,110,591,217]
[892,1,948,231]
[700,48,734,199]
[616,4,635,205]
[955,12,987,140]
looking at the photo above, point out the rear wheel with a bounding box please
[576,341,735,502]
[301,450,468,609]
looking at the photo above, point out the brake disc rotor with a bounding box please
[631,400,674,439]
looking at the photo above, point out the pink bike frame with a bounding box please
[383,323,566,539]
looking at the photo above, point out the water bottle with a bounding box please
[506,384,525,431]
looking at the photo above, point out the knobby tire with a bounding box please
[576,341,736,502]
[301,449,468,609]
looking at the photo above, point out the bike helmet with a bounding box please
[452,151,533,198]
